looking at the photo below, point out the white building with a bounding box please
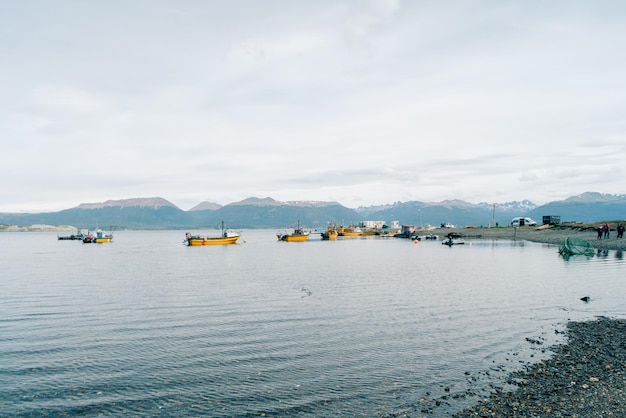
[359,220,386,229]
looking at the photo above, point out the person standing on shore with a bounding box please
[603,223,610,239]
[597,226,604,239]
[617,223,624,239]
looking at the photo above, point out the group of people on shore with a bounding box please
[597,223,625,239]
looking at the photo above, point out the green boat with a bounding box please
[559,237,594,256]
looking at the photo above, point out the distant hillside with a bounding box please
[191,198,360,228]
[361,199,537,228]
[77,197,179,210]
[0,197,359,229]
[527,192,626,224]
[188,201,222,211]
[0,192,624,229]
[0,198,188,229]
[478,200,537,214]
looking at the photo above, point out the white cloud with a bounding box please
[1,1,626,212]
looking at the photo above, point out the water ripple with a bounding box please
[1,231,624,416]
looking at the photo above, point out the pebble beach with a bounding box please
[453,317,626,417]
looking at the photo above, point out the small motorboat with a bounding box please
[277,221,310,242]
[442,237,465,246]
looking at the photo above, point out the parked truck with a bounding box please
[542,215,561,225]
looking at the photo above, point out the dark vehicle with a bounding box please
[542,215,561,225]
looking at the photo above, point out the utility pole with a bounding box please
[492,203,496,228]
[418,208,422,229]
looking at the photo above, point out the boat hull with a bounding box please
[361,231,380,236]
[278,234,309,242]
[321,231,338,240]
[277,221,309,242]
[58,234,86,241]
[187,236,239,246]
[338,226,363,237]
[83,235,113,243]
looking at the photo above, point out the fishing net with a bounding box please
[559,237,595,256]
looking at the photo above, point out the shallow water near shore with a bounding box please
[1,230,624,417]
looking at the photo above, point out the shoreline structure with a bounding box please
[3,223,625,250]
[438,225,626,251]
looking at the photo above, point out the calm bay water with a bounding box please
[1,230,625,417]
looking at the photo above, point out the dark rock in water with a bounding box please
[580,296,590,302]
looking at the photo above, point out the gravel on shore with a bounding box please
[452,317,626,417]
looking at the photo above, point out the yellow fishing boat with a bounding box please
[185,222,240,246]
[277,221,310,242]
[338,226,363,237]
[360,229,381,236]
[321,224,338,240]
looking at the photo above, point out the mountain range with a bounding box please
[1,192,625,230]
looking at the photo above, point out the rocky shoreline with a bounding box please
[0,223,76,232]
[453,317,626,417]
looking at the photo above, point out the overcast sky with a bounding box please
[2,1,625,212]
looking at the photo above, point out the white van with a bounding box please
[511,217,537,227]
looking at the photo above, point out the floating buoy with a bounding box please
[413,240,419,244]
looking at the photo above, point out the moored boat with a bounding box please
[442,238,464,246]
[58,233,86,241]
[185,222,240,246]
[321,224,338,240]
[277,221,310,242]
[93,235,113,243]
[338,226,363,237]
[396,225,416,239]
[441,232,463,246]
[83,229,113,243]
